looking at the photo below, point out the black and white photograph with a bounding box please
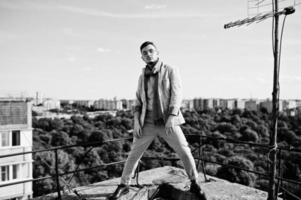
[0,0,301,199]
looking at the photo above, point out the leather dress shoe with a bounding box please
[109,184,129,200]
[190,180,207,200]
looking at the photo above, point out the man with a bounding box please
[109,41,207,200]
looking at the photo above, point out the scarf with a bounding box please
[144,61,165,125]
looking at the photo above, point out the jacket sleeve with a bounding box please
[169,67,182,116]
[134,75,142,114]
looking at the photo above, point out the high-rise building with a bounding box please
[35,92,43,106]
[0,100,33,200]
[220,99,228,109]
[73,100,95,108]
[260,99,272,113]
[122,99,135,111]
[235,99,246,110]
[114,99,123,110]
[245,99,258,111]
[227,99,236,110]
[219,99,235,110]
[94,99,123,110]
[60,99,74,105]
[42,98,61,110]
[203,98,214,110]
[212,99,220,109]
[193,98,203,111]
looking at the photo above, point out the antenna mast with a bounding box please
[224,1,295,200]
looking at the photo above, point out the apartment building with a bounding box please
[42,98,61,110]
[259,99,283,113]
[227,99,236,110]
[94,99,123,110]
[245,99,258,111]
[0,100,33,200]
[235,99,246,110]
[193,98,204,111]
[212,99,220,108]
[219,99,235,110]
[73,100,95,108]
[121,99,135,111]
[203,98,214,110]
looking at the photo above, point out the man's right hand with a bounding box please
[133,121,142,138]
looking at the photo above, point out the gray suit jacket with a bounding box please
[134,60,185,127]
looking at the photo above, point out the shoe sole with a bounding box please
[120,189,130,196]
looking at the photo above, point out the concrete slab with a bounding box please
[35,166,271,200]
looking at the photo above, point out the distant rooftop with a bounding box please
[35,166,274,200]
[0,97,32,102]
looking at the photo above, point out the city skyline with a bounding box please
[1,0,301,100]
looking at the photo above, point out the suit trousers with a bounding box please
[120,112,198,185]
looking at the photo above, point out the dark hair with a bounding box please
[140,41,157,52]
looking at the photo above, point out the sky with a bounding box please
[0,0,301,100]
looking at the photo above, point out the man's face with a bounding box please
[141,44,159,64]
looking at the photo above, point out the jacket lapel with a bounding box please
[157,62,165,115]
[157,62,163,92]
[141,68,146,102]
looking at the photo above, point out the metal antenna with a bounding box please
[224,1,295,200]
[224,6,294,29]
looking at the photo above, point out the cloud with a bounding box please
[144,4,167,10]
[0,1,216,19]
[58,5,212,19]
[97,47,111,53]
[67,56,76,62]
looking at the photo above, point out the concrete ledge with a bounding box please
[36,166,272,200]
